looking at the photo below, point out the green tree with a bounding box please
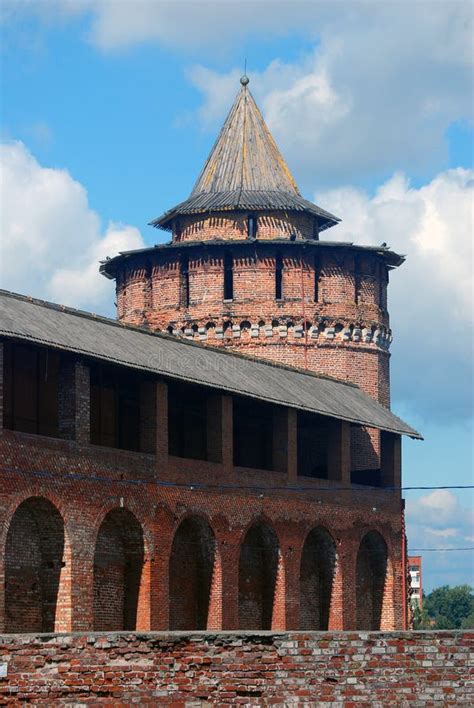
[460,611,474,629]
[424,585,473,629]
[412,603,431,629]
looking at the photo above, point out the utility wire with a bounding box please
[407,547,474,552]
[4,468,474,493]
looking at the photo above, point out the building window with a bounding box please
[3,342,60,438]
[275,253,283,300]
[247,214,258,240]
[297,411,328,478]
[314,256,320,302]
[168,381,208,460]
[233,397,273,470]
[180,255,190,307]
[354,257,360,304]
[223,252,233,300]
[90,362,142,452]
[174,219,182,240]
[313,217,319,240]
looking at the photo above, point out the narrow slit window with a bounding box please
[314,256,320,302]
[247,215,257,240]
[354,258,360,304]
[180,256,190,307]
[313,217,320,240]
[275,253,283,300]
[224,253,233,300]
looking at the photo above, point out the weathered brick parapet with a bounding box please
[0,630,472,705]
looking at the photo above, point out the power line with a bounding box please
[4,468,473,494]
[408,547,474,552]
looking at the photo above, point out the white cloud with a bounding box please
[0,141,145,314]
[316,168,474,421]
[406,489,473,548]
[406,489,474,589]
[186,2,472,186]
[407,489,463,528]
[3,2,472,186]
[427,528,458,539]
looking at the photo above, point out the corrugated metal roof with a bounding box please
[151,81,340,232]
[0,290,422,440]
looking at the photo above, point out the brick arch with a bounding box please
[169,515,220,630]
[238,520,284,630]
[90,498,152,554]
[93,508,146,631]
[4,496,70,633]
[356,530,393,630]
[299,526,337,630]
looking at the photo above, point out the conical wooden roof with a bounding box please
[151,78,339,232]
[190,83,300,196]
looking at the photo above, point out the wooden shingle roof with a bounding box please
[151,79,340,232]
[190,83,300,196]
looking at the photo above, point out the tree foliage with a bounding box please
[418,585,474,629]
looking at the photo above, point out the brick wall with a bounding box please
[0,427,404,634]
[0,631,471,704]
[0,334,406,634]
[115,243,391,406]
[114,236,393,471]
[173,210,316,243]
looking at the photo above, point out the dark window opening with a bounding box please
[350,425,381,486]
[314,257,320,302]
[180,256,190,308]
[351,469,382,487]
[3,342,60,438]
[174,219,182,240]
[247,214,258,239]
[354,258,360,304]
[223,253,233,300]
[90,363,143,452]
[168,381,208,460]
[313,217,320,240]
[275,253,283,300]
[233,397,273,470]
[297,411,328,478]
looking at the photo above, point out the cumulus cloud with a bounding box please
[187,2,472,186]
[315,168,474,421]
[405,489,474,589]
[4,2,472,186]
[0,141,145,314]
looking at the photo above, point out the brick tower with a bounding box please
[102,75,404,477]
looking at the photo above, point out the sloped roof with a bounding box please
[151,79,340,232]
[191,84,300,195]
[0,289,421,439]
[100,239,405,280]
[150,189,339,231]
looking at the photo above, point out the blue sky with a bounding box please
[1,1,473,591]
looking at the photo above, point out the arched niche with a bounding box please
[93,508,145,631]
[5,497,68,633]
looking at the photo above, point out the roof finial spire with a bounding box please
[240,57,249,86]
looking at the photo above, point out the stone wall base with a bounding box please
[0,630,472,704]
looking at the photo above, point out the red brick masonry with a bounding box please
[0,631,472,705]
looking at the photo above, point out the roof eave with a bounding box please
[149,206,340,232]
[100,239,404,279]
